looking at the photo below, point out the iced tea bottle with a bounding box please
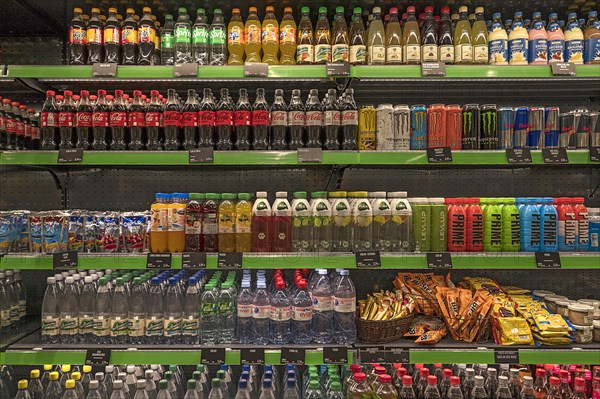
[454,6,473,64]
[167,193,187,252]
[402,6,421,64]
[151,193,169,253]
[297,7,314,64]
[438,7,454,63]
[235,193,253,252]
[472,7,488,63]
[332,6,349,62]
[315,7,332,63]
[349,7,367,64]
[385,8,402,64]
[279,7,297,64]
[227,8,244,65]
[348,373,373,399]
[185,193,204,252]
[218,193,236,252]
[261,6,280,65]
[245,7,262,62]
[368,7,385,64]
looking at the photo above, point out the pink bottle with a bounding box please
[572,197,589,251]
[466,198,484,252]
[528,11,549,64]
[446,198,467,252]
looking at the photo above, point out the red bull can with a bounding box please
[575,111,591,149]
[513,106,529,149]
[427,104,447,148]
[544,107,560,148]
[393,105,410,150]
[498,107,514,149]
[590,112,600,147]
[527,107,544,149]
[559,113,576,148]
[462,104,480,149]
[410,105,427,150]
[445,105,463,150]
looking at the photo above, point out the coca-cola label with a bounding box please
[180,112,197,127]
[58,112,74,127]
[305,111,322,126]
[289,111,305,126]
[271,110,287,126]
[252,110,270,126]
[110,111,127,127]
[198,111,215,126]
[163,110,181,126]
[32,126,40,140]
[341,110,359,126]
[76,112,92,127]
[41,112,57,127]
[0,115,4,131]
[325,110,341,126]
[16,121,25,136]
[145,112,161,127]
[128,112,145,127]
[24,123,31,138]
[234,110,251,126]
[5,118,16,133]
[215,110,233,126]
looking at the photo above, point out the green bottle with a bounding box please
[429,198,448,252]
[410,198,431,252]
[483,198,503,252]
[501,197,521,252]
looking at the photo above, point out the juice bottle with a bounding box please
[185,193,204,252]
[446,198,467,252]
[314,7,332,64]
[329,191,353,252]
[348,373,372,399]
[388,191,412,252]
[508,11,529,65]
[203,193,219,252]
[367,7,385,64]
[472,7,488,64]
[272,191,292,252]
[310,191,333,252]
[402,6,421,64]
[466,198,484,252]
[296,7,314,64]
[150,193,169,253]
[410,198,430,252]
[454,6,473,64]
[501,198,520,252]
[227,8,244,65]
[438,7,454,63]
[279,7,297,65]
[547,13,565,62]
[385,8,402,64]
[167,193,187,252]
[565,12,585,63]
[352,192,373,251]
[244,7,262,62]
[261,6,280,65]
[332,6,349,62]
[584,11,600,63]
[252,191,272,252]
[235,193,252,252]
[488,12,509,65]
[371,192,391,252]
[528,11,549,64]
[291,191,311,252]
[421,6,438,62]
[349,7,367,65]
[217,193,236,252]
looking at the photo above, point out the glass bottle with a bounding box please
[421,6,438,61]
[332,6,349,62]
[385,8,402,64]
[349,8,367,64]
[472,7,488,63]
[367,7,385,64]
[314,7,332,63]
[519,377,535,399]
[438,7,454,63]
[454,6,473,64]
[402,6,421,64]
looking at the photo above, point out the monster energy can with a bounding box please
[393,105,410,150]
[480,104,498,150]
[462,104,480,150]
[410,105,427,150]
[358,105,377,151]
[376,104,395,150]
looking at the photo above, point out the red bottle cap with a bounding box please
[450,376,460,385]
[80,90,89,96]
[537,369,546,377]
[151,90,159,96]
[574,377,585,386]
[375,366,386,375]
[407,6,416,13]
[428,376,437,385]
[389,7,398,14]
[402,376,413,385]
[115,90,124,96]
[549,377,560,386]
[421,368,430,377]
[64,90,73,96]
[133,90,142,96]
[434,364,442,367]
[353,373,366,382]
[425,5,434,12]
[350,364,362,373]
[46,90,56,96]
[378,374,392,384]
[443,369,453,378]
[97,89,106,96]
[560,370,569,378]
[397,368,407,377]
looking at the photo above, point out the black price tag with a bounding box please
[173,62,198,77]
[422,62,446,76]
[535,252,561,269]
[385,348,410,364]
[244,62,269,77]
[52,251,78,269]
[146,253,172,269]
[280,348,306,365]
[182,252,207,269]
[590,147,600,162]
[494,349,519,364]
[323,347,348,364]
[297,148,323,163]
[326,62,350,77]
[57,148,83,163]
[359,347,386,363]
[551,62,576,76]
[201,348,226,365]
[355,251,381,268]
[241,348,265,365]
[189,147,214,163]
[217,252,243,268]
[506,148,533,164]
[427,147,452,162]
[427,252,453,269]
[92,63,117,77]
[542,148,569,163]
[85,348,112,366]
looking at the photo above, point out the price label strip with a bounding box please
[53,251,78,269]
[323,347,348,364]
[240,348,265,365]
[146,253,172,269]
[201,348,226,365]
[280,348,306,365]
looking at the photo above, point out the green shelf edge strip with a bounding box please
[518,350,600,364]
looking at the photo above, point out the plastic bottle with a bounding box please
[421,6,438,62]
[279,7,297,64]
[500,198,520,252]
[528,12,548,64]
[454,6,473,63]
[185,194,203,252]
[236,280,254,344]
[174,8,192,63]
[540,197,559,251]
[45,373,62,399]
[87,381,103,399]
[429,198,448,252]
[141,278,161,342]
[227,8,244,65]
[462,368,475,399]
[64,381,80,399]
[151,194,169,253]
[68,8,87,65]
[546,13,564,63]
[190,9,209,65]
[584,11,600,64]
[261,6,279,65]
[133,381,148,399]
[16,380,32,399]
[251,192,272,252]
[509,12,528,65]
[85,8,103,64]
[76,276,95,343]
[270,279,291,344]
[331,7,349,63]
[445,377,463,399]
[565,13,585,64]
[446,198,467,252]
[291,279,313,344]
[71,373,84,399]
[167,193,187,252]
[203,193,219,252]
[556,197,577,251]
[327,191,351,252]
[519,376,535,399]
[209,9,227,65]
[352,192,374,250]
[572,197,589,250]
[252,281,270,345]
[41,277,60,343]
[402,6,421,64]
[234,193,252,252]
[164,372,178,399]
[27,370,44,399]
[333,269,356,344]
[200,284,217,344]
[282,378,299,399]
[367,7,386,64]
[348,373,372,399]
[110,278,129,344]
[160,15,175,65]
[291,192,311,252]
[371,192,392,252]
[163,278,182,343]
[156,381,170,399]
[219,282,236,343]
[296,7,314,64]
[233,88,251,150]
[218,193,236,252]
[310,192,333,252]
[137,8,156,65]
[349,8,367,65]
[487,13,508,64]
[60,277,79,343]
[251,88,270,150]
[471,376,486,399]
[272,192,292,252]
[311,269,334,343]
[315,7,332,63]
[128,278,146,344]
[483,198,503,252]
[471,7,488,64]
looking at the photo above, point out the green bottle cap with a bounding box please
[158,380,168,389]
[319,7,327,14]
[187,380,196,390]
[217,370,225,379]
[238,193,251,200]
[311,191,328,198]
[214,9,222,14]
[354,7,362,14]
[211,378,220,388]
[331,382,341,391]
[302,7,310,14]
[178,7,187,14]
[197,8,205,14]
[293,191,308,198]
[189,193,202,200]
[165,14,173,21]
[206,193,219,200]
[221,193,237,200]
[336,6,344,14]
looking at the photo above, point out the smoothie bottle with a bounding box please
[388,191,413,252]
[167,193,187,252]
[466,198,484,252]
[291,191,311,252]
[272,191,292,252]
[584,11,600,64]
[483,198,503,252]
[218,193,236,252]
[547,13,565,62]
[501,198,520,252]
[352,192,373,251]
[508,11,529,65]
[520,197,541,252]
[310,191,333,252]
[488,13,509,65]
[573,197,589,251]
[251,191,272,252]
[329,191,353,252]
[185,193,204,252]
[429,198,448,252]
[371,192,392,252]
[528,12,549,64]
[203,193,219,252]
[235,193,252,252]
[150,193,169,252]
[410,198,431,253]
[540,198,559,251]
[556,197,577,251]
[446,198,467,252]
[565,12,584,64]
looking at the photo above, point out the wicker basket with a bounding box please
[356,313,415,344]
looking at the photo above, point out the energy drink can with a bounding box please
[498,107,514,149]
[462,104,480,149]
[590,112,600,147]
[427,104,447,148]
[513,106,529,149]
[376,104,395,150]
[575,111,591,149]
[544,107,560,148]
[480,104,498,150]
[527,107,544,149]
[445,104,463,150]
[410,104,427,150]
[358,105,377,151]
[559,113,576,148]
[393,105,410,150]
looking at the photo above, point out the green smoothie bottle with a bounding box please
[429,198,448,252]
[410,198,431,252]
[501,197,520,252]
[483,198,503,252]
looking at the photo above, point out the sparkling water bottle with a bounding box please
[200,284,217,344]
[146,278,164,342]
[217,283,235,343]
[41,277,60,344]
[60,277,80,343]
[110,278,129,344]
[164,278,183,343]
[182,277,200,344]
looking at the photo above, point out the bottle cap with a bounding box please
[451,376,460,385]
[459,6,468,13]
[336,6,344,13]
[354,373,367,382]
[428,376,437,385]
[319,7,327,14]
[72,372,81,381]
[402,375,413,385]
[66,380,76,389]
[353,7,362,14]
[302,7,310,13]
[476,7,484,13]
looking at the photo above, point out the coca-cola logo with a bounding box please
[76,112,92,127]
[5,119,16,132]
[128,112,145,127]
[180,112,197,127]
[58,112,73,127]
[271,111,287,126]
[145,112,161,127]
[110,112,127,127]
[325,110,341,126]
[290,111,305,126]
[215,110,233,126]
[252,110,269,126]
[92,112,108,127]
[163,110,181,126]
[341,110,358,126]
[16,122,25,136]
[305,111,322,126]
[234,110,251,126]
[198,111,215,126]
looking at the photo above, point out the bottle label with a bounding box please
[548,39,564,62]
[69,28,86,44]
[262,24,279,44]
[104,27,121,44]
[237,303,253,318]
[138,25,156,43]
[312,295,334,311]
[404,45,421,62]
[163,110,181,126]
[87,28,103,45]
[110,317,129,336]
[341,110,358,126]
[215,110,233,126]
[185,213,202,234]
[218,212,234,234]
[209,27,226,45]
[271,110,287,126]
[151,208,168,232]
[386,45,403,63]
[9,305,18,321]
[368,45,385,63]
[280,25,296,44]
[253,305,270,319]
[128,111,145,127]
[32,126,40,140]
[509,38,528,63]
[79,317,95,335]
[246,23,261,44]
[41,316,59,335]
[233,110,251,126]
[201,302,215,317]
[199,110,215,126]
[585,38,600,63]
[252,110,270,125]
[163,318,182,337]
[162,33,174,49]
[145,112,161,127]
[228,26,243,45]
[305,110,322,126]
[488,39,508,64]
[175,26,191,43]
[122,28,138,44]
[145,317,164,336]
[58,112,74,127]
[315,44,332,63]
[109,111,127,127]
[292,306,313,321]
[60,316,79,335]
[154,34,161,50]
[92,111,108,127]
[181,111,197,127]
[169,207,186,232]
[422,44,438,61]
[41,112,57,127]
[181,317,199,336]
[93,316,110,337]
[332,44,349,62]
[129,317,145,337]
[325,110,341,126]
[565,39,584,63]
[5,118,15,133]
[473,44,488,63]
[16,121,25,136]
[334,296,356,313]
[76,112,92,127]
[350,45,367,64]
[297,44,314,63]
[439,45,455,63]
[202,213,218,234]
[236,210,251,233]
[455,44,473,62]
[289,110,305,126]
[528,39,548,63]
[270,305,292,321]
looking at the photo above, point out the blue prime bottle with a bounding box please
[520,197,542,251]
[540,197,559,251]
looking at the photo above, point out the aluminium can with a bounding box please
[480,104,498,150]
[358,105,377,151]
[513,106,529,149]
[445,104,463,150]
[410,104,427,150]
[376,104,395,150]
[498,107,514,149]
[462,104,480,150]
[393,105,410,150]
[543,107,560,148]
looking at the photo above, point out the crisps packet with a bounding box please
[96,213,120,252]
[83,213,96,252]
[496,317,534,345]
[28,213,44,253]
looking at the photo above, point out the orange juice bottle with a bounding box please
[245,7,262,62]
[218,193,237,252]
[167,193,187,252]
[227,8,245,65]
[261,6,280,65]
[150,193,169,252]
[235,193,253,252]
[279,7,297,64]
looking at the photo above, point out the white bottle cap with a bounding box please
[276,191,288,198]
[66,277,74,284]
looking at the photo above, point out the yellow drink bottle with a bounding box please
[245,7,262,62]
[279,7,297,65]
[235,193,253,252]
[227,8,245,65]
[261,6,280,65]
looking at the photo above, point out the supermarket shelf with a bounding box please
[1,252,598,270]
[0,150,597,166]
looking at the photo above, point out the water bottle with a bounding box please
[236,280,254,344]
[45,373,62,399]
[183,381,198,399]
[13,271,26,327]
[164,373,178,399]
[258,380,275,399]
[333,269,356,344]
[41,277,60,343]
[144,371,157,399]
[64,381,79,399]
[233,380,250,399]
[216,371,230,399]
[252,282,270,345]
[78,276,96,344]
[164,278,183,343]
[60,276,80,343]
[27,370,44,399]
[291,279,313,344]
[310,270,334,344]
[182,277,200,344]
[86,381,102,399]
[217,283,235,343]
[207,379,220,399]
[94,373,108,399]
[72,373,85,399]
[146,278,164,343]
[117,374,129,399]
[269,279,291,344]
[282,379,300,399]
[15,380,31,399]
[200,284,217,344]
[110,278,129,344]
[129,278,147,344]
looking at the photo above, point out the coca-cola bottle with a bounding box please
[305,89,323,148]
[252,88,270,150]
[58,92,75,149]
[324,88,341,150]
[181,89,199,149]
[69,7,87,65]
[14,103,25,150]
[104,7,122,64]
[163,89,181,150]
[128,90,145,150]
[0,97,6,150]
[40,91,58,150]
[234,88,251,150]
[288,89,305,149]
[3,101,16,150]
[198,88,215,148]
[75,90,92,149]
[341,88,358,150]
[87,8,104,64]
[145,90,163,150]
[92,89,110,150]
[110,90,128,150]
[21,105,32,150]
[29,108,39,150]
[215,88,234,150]
[270,89,288,150]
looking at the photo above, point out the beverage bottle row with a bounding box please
[0,270,26,336]
[35,87,358,151]
[0,97,40,151]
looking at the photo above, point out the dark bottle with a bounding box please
[0,96,6,150]
[181,89,199,150]
[421,6,438,62]
[145,90,163,150]
[87,8,105,64]
[14,103,24,150]
[21,105,32,150]
[92,90,110,150]
[128,90,145,150]
[75,90,92,149]
[104,7,121,64]
[152,16,161,65]
[110,90,127,150]
[58,92,75,149]
[192,8,209,65]
[198,88,215,148]
[185,193,204,252]
[305,89,323,148]
[29,108,39,150]
[138,7,156,65]
[3,100,15,150]
[163,89,181,150]
[161,15,175,65]
[270,89,288,150]
[234,88,252,150]
[215,88,234,150]
[121,8,138,65]
[323,88,340,150]
[69,7,88,65]
[252,88,270,150]
[341,88,358,150]
[40,91,58,150]
[288,89,305,149]
[438,7,454,64]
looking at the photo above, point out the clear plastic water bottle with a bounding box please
[94,373,108,399]
[155,381,170,399]
[258,380,275,399]
[129,278,147,344]
[252,282,270,345]
[109,381,126,399]
[282,379,300,399]
[190,372,205,399]
[310,270,334,344]
[291,192,312,252]
[217,283,236,343]
[327,382,344,399]
[45,372,62,399]
[41,277,60,344]
[15,380,31,399]
[305,381,323,399]
[117,373,129,399]
[164,373,178,399]
[27,370,44,399]
[333,269,356,344]
[125,367,137,397]
[146,278,164,343]
[291,279,313,344]
[233,380,250,399]
[183,381,198,399]
[182,277,200,344]
[60,276,80,343]
[200,284,217,344]
[144,371,157,399]
[216,372,230,399]
[207,379,220,399]
[77,277,95,344]
[236,280,254,344]
[14,271,26,327]
[164,278,183,343]
[110,278,129,344]
[86,381,102,399]
[269,280,291,344]
[72,373,85,399]
[64,381,79,399]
